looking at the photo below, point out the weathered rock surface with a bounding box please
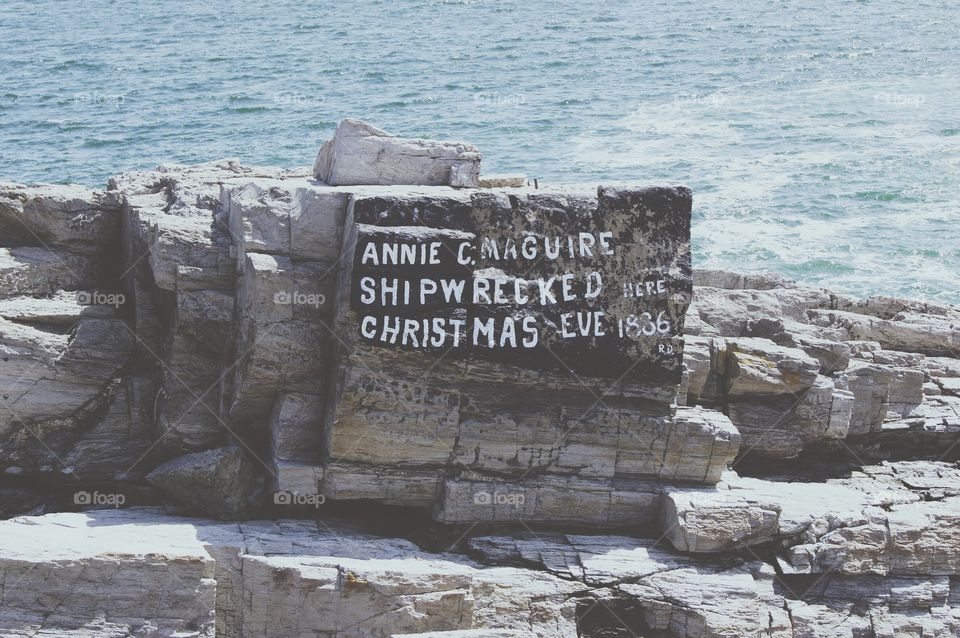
[681,271,960,463]
[0,182,121,253]
[809,308,960,358]
[5,506,960,638]
[0,144,743,528]
[661,461,960,562]
[4,123,960,637]
[146,446,268,519]
[0,509,580,638]
[314,118,482,187]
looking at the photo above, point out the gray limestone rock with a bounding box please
[727,374,852,459]
[809,308,960,358]
[314,118,482,187]
[435,474,665,528]
[146,447,268,519]
[224,180,351,262]
[0,317,133,449]
[724,337,821,398]
[230,251,333,427]
[661,486,781,552]
[0,182,121,253]
[5,148,960,638]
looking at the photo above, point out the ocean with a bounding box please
[1,0,957,302]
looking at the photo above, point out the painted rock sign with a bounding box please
[337,185,692,385]
[315,184,733,508]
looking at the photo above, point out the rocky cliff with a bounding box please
[0,121,958,637]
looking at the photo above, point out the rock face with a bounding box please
[683,275,958,463]
[309,182,730,525]
[3,504,959,637]
[3,121,960,637]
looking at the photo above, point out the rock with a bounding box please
[936,376,960,397]
[692,269,794,290]
[924,381,943,396]
[727,374,852,459]
[61,376,156,481]
[786,496,960,576]
[809,308,960,358]
[311,183,718,520]
[0,182,121,253]
[829,387,857,440]
[469,533,765,637]
[269,392,324,469]
[693,286,834,337]
[114,161,245,452]
[238,554,474,637]
[887,366,925,417]
[775,332,851,374]
[146,447,267,519]
[863,349,926,368]
[724,337,821,397]
[665,461,960,554]
[0,509,220,637]
[7,149,960,637]
[682,336,712,405]
[435,474,664,527]
[844,395,960,462]
[143,212,226,293]
[0,317,132,446]
[925,356,960,378]
[5,487,960,638]
[230,251,333,427]
[435,406,737,527]
[392,631,527,638]
[0,509,583,638]
[319,463,441,507]
[847,339,883,355]
[314,119,482,188]
[449,401,736,484]
[0,290,117,324]
[477,174,527,189]
[836,361,895,436]
[661,486,781,552]
[683,303,721,337]
[649,406,739,483]
[832,293,959,321]
[224,180,350,262]
[0,247,106,298]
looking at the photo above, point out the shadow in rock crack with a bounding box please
[576,598,657,638]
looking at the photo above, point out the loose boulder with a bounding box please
[313,118,482,187]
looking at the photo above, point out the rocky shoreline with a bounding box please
[1,122,959,636]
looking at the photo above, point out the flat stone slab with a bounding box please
[314,118,481,188]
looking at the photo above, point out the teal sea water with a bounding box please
[1,1,958,301]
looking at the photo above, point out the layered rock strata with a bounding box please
[2,495,959,637]
[2,122,960,637]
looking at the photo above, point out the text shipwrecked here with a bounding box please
[355,231,679,350]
